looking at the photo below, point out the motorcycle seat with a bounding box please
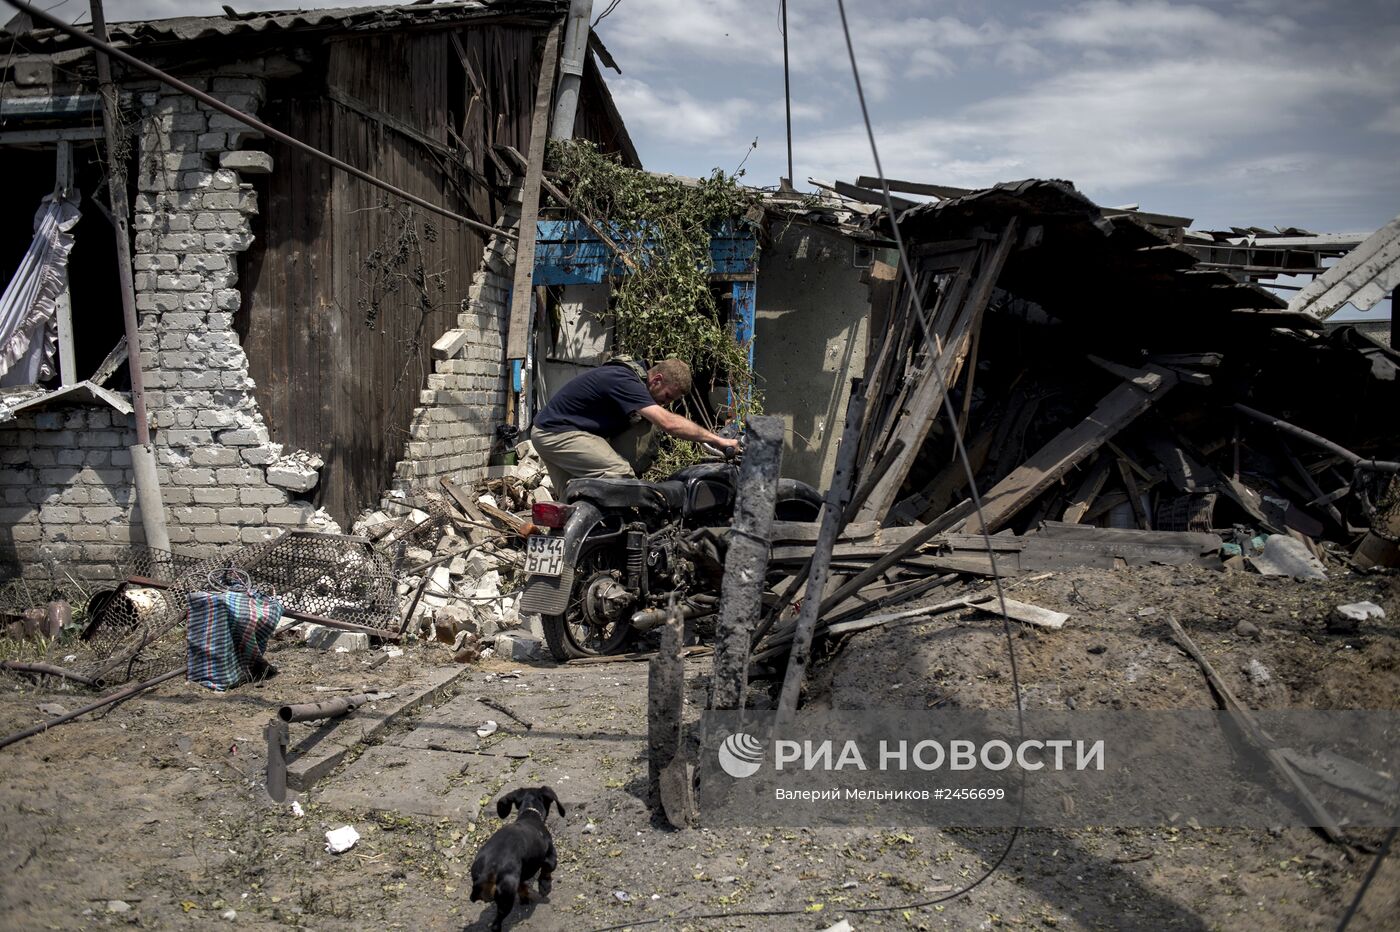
[564,478,687,512]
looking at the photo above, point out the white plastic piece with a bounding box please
[325,825,360,853]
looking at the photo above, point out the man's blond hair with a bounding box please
[649,358,693,396]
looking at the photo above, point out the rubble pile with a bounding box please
[351,441,554,663]
[754,181,1399,665]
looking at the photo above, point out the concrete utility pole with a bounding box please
[88,0,170,552]
[548,0,593,142]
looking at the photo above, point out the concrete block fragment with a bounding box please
[493,631,544,662]
[1330,600,1385,633]
[219,150,274,175]
[267,462,319,493]
[301,623,370,652]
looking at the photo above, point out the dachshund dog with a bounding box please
[470,786,564,931]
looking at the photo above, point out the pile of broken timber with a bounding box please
[752,181,1400,667]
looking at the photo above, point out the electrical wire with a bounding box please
[592,0,621,29]
[582,3,1027,929]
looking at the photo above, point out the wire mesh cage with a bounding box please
[230,530,399,626]
[2,531,402,689]
[75,545,243,686]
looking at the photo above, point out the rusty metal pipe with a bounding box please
[277,692,381,723]
[1233,403,1400,473]
[0,667,184,751]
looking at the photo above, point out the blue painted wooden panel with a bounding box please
[533,220,756,285]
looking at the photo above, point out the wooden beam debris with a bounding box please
[505,18,565,363]
[972,597,1069,630]
[856,218,1019,525]
[959,363,1178,535]
[777,382,866,719]
[1165,614,1348,845]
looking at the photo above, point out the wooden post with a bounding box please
[53,141,76,386]
[776,384,865,720]
[647,607,684,809]
[505,19,564,366]
[710,416,784,710]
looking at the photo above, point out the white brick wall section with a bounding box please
[0,75,335,579]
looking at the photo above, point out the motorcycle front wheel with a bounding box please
[540,549,634,661]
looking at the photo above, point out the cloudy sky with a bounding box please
[78,0,1400,312]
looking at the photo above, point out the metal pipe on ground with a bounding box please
[278,692,384,723]
[0,667,184,751]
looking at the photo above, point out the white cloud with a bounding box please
[607,77,756,146]
[796,56,1396,192]
[1038,1,1270,52]
[1370,105,1400,135]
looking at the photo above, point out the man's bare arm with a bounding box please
[638,405,739,450]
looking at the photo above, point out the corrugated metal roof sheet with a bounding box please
[5,2,565,50]
[1290,214,1400,319]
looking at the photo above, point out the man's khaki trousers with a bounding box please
[532,421,659,500]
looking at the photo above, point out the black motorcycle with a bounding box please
[517,460,823,661]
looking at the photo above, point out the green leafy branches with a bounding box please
[545,140,760,414]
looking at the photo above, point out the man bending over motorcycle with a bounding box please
[530,356,740,497]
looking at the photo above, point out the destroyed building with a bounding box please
[0,1,635,578]
[0,0,1395,591]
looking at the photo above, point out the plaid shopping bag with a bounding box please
[186,588,283,691]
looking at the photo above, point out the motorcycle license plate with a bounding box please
[525,535,566,577]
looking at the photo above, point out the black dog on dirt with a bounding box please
[470,786,564,931]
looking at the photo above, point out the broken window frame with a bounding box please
[0,123,130,419]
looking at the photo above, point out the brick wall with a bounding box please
[385,204,518,506]
[0,70,332,579]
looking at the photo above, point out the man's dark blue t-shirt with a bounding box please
[533,363,655,438]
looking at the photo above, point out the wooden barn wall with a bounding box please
[242,25,546,527]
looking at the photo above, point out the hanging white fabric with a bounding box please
[0,192,81,386]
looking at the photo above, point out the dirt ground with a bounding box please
[0,562,1396,931]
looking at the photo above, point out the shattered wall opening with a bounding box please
[0,141,125,386]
